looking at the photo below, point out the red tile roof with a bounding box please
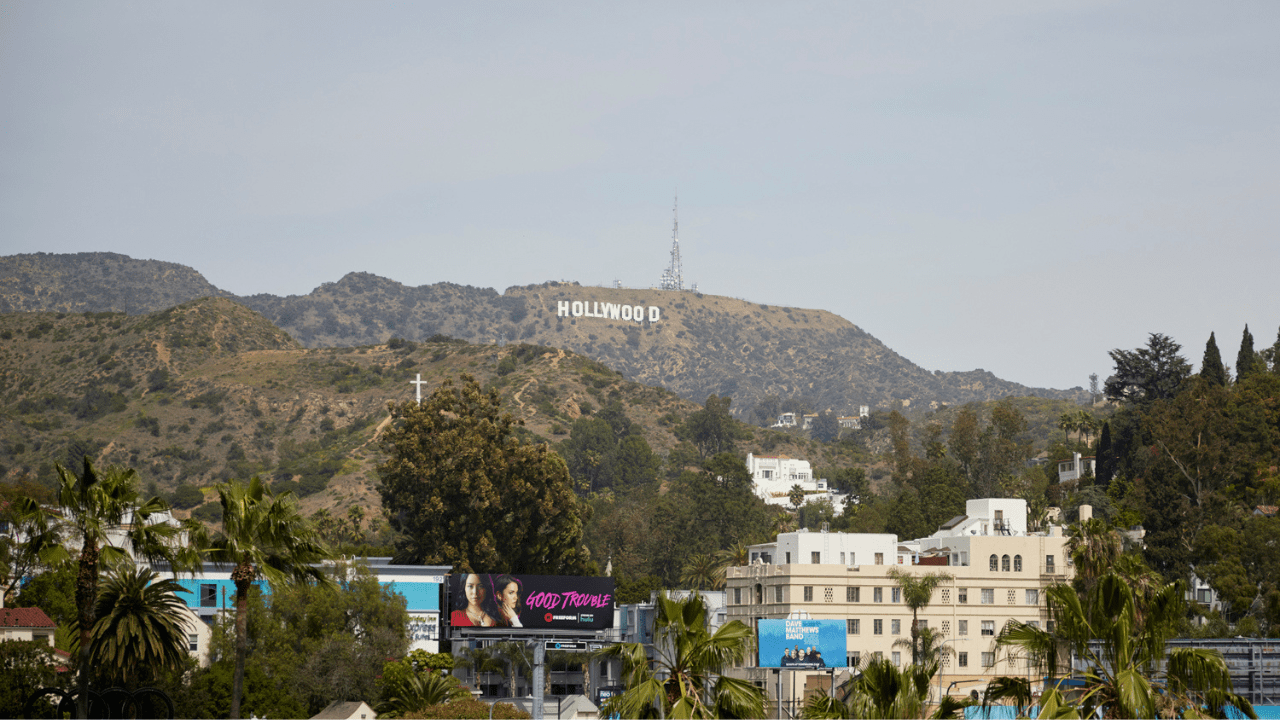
[0,607,56,628]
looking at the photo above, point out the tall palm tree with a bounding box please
[492,641,532,698]
[1066,518,1120,595]
[455,645,505,693]
[996,573,1257,719]
[715,540,751,569]
[208,477,330,719]
[89,563,194,688]
[886,567,953,666]
[892,626,953,669]
[598,592,765,719]
[16,459,191,719]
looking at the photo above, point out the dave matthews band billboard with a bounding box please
[757,619,847,669]
[448,573,614,632]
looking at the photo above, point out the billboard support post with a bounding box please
[532,640,545,720]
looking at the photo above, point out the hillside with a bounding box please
[0,299,728,521]
[0,253,1090,417]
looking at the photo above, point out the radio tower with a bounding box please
[659,195,684,291]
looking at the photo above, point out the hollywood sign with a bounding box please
[557,300,661,323]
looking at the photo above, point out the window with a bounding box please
[840,552,846,565]
[775,586,783,603]
[982,652,995,668]
[1026,589,1039,605]
[847,619,860,634]
[981,589,994,604]
[891,588,902,603]
[957,588,968,604]
[751,552,759,563]
[990,554,998,571]
[804,586,813,602]
[755,584,763,604]
[1047,620,1056,633]
[812,551,821,564]
[1197,589,1212,604]
[200,584,217,608]
[847,587,860,603]
[188,633,198,652]
[892,651,901,665]
[1014,554,1023,572]
[734,588,742,605]
[981,620,995,637]
[785,552,791,564]
[1028,620,1040,630]
[848,652,861,668]
[1046,555,1056,574]
[891,619,901,635]
[958,620,968,636]
[875,553,884,565]
[916,619,927,631]
[873,619,883,635]
[874,587,883,603]
[1002,555,1011,572]
[850,552,856,566]
[958,652,968,668]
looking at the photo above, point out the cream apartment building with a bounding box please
[724,499,1073,709]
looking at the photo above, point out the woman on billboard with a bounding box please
[488,574,524,627]
[451,573,496,627]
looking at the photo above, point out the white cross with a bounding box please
[410,373,428,404]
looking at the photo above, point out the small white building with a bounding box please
[748,530,900,568]
[746,454,847,512]
[1058,452,1096,483]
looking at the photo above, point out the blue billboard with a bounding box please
[758,619,847,669]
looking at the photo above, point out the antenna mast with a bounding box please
[660,195,684,291]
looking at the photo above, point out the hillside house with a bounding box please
[1057,452,1095,483]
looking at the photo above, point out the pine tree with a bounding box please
[1237,325,1259,382]
[1200,332,1227,387]
[1096,421,1113,490]
[1271,326,1280,376]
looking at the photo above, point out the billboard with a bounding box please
[757,619,847,669]
[448,573,614,632]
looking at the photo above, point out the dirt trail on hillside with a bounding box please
[511,349,564,416]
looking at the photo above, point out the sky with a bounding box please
[3,2,1278,391]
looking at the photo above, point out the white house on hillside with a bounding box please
[745,453,847,513]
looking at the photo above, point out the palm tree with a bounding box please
[804,657,940,719]
[207,477,330,719]
[455,645,505,693]
[996,572,1257,719]
[892,626,953,669]
[1066,518,1121,595]
[680,553,724,590]
[376,670,469,717]
[886,567,953,666]
[16,459,190,719]
[716,540,751,569]
[89,563,194,688]
[598,592,765,718]
[492,641,532,698]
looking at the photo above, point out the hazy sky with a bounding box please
[3,2,1278,391]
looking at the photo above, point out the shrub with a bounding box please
[404,699,530,719]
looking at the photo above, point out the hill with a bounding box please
[0,298,723,521]
[0,252,1090,417]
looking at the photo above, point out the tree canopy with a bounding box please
[378,374,590,574]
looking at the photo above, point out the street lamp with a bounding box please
[936,639,959,709]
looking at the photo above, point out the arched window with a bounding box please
[989,554,998,571]
[1002,555,1011,572]
[755,584,763,604]
[1014,555,1023,572]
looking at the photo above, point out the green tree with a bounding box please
[89,563,193,688]
[1095,421,1114,490]
[207,477,330,719]
[561,417,617,492]
[612,435,662,490]
[680,553,724,591]
[789,484,807,512]
[16,460,192,719]
[1237,324,1259,382]
[0,640,62,718]
[886,567,953,666]
[1201,332,1228,387]
[1104,332,1191,405]
[599,593,764,718]
[377,661,469,718]
[811,411,840,443]
[1066,518,1121,596]
[677,395,751,459]
[995,573,1256,719]
[947,405,980,486]
[378,374,590,574]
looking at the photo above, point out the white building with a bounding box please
[1057,453,1095,483]
[746,454,847,512]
